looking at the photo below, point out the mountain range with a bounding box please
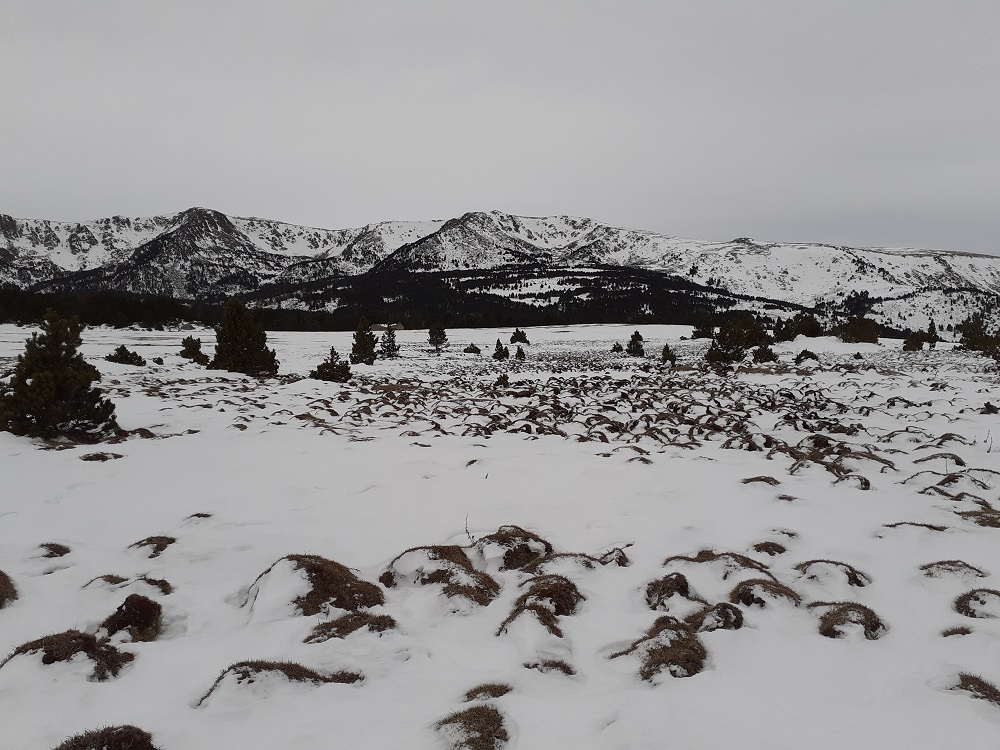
[2,207,998,331]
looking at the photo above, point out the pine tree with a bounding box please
[310,347,351,382]
[926,320,939,350]
[463,343,481,354]
[661,343,677,366]
[428,323,448,355]
[492,339,510,360]
[211,299,278,375]
[510,328,529,345]
[611,341,624,353]
[350,317,378,365]
[514,345,526,360]
[378,326,401,359]
[105,345,146,366]
[179,336,209,365]
[626,331,645,357]
[0,309,117,438]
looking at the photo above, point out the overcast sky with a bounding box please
[2,2,998,253]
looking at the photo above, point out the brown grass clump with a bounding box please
[139,576,173,595]
[129,536,176,558]
[794,559,872,587]
[663,549,775,580]
[79,451,124,462]
[752,541,786,556]
[954,589,1000,618]
[197,660,362,706]
[52,725,160,750]
[84,574,129,588]
[942,626,973,637]
[40,542,71,558]
[304,612,397,643]
[497,575,585,637]
[474,525,553,570]
[100,594,163,642]
[380,545,500,607]
[920,560,987,579]
[729,578,802,608]
[610,616,707,681]
[645,573,704,610]
[524,660,576,675]
[250,554,384,616]
[685,603,745,632]
[2,630,134,681]
[883,521,948,532]
[741,475,781,486]
[810,601,887,640]
[954,673,1000,708]
[0,570,17,609]
[436,704,509,750]
[463,683,513,702]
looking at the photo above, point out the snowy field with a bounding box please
[1,323,1000,749]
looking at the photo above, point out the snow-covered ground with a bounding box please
[1,324,999,749]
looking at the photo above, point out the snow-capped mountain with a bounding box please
[2,207,998,329]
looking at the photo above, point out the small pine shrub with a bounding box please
[492,340,510,360]
[310,347,351,382]
[211,299,278,375]
[377,326,401,359]
[514,346,526,361]
[0,310,117,439]
[494,373,510,388]
[179,336,209,365]
[661,343,677,366]
[510,328,529,345]
[626,331,645,357]
[795,349,819,365]
[611,342,624,353]
[463,343,481,355]
[428,323,449,355]
[751,345,777,363]
[105,345,145,366]
[350,317,378,365]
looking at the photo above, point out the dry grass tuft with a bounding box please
[197,660,362,706]
[954,673,1000,707]
[752,541,786,556]
[942,626,973,637]
[794,559,872,587]
[139,576,173,595]
[729,578,802,608]
[474,525,553,570]
[883,521,948,532]
[663,549,775,580]
[436,704,509,750]
[524,660,576,675]
[84,574,129,588]
[0,570,17,609]
[129,536,176,558]
[741,475,781,486]
[250,554,384,616]
[3,630,133,681]
[611,616,707,681]
[40,542,71,558]
[920,560,987,578]
[100,594,163,642]
[304,612,397,643]
[497,574,585,637]
[685,603,744,632]
[810,601,887,640]
[52,725,160,750]
[645,573,704,610]
[954,589,1000,619]
[380,545,500,607]
[463,683,513,702]
[79,452,124,462]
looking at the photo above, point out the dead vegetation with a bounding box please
[380,545,500,607]
[0,570,17,608]
[40,542,71,558]
[248,554,384,615]
[942,626,973,637]
[524,660,576,675]
[52,725,160,750]
[794,559,872,587]
[436,704,509,750]
[685,603,745,632]
[497,574,585,637]
[197,660,362,706]
[463,683,513,702]
[953,673,1000,708]
[129,535,176,558]
[645,573,705,611]
[2,630,134,681]
[741,475,781,486]
[473,525,553,570]
[610,615,708,681]
[954,589,1000,618]
[79,451,124,462]
[304,611,397,643]
[752,541,787,556]
[99,594,163,642]
[663,549,775,581]
[729,578,802,608]
[920,560,988,579]
[810,601,887,640]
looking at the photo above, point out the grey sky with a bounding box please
[2,2,998,253]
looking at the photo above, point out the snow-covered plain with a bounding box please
[1,324,999,749]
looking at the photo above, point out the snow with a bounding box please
[1,323,1000,748]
